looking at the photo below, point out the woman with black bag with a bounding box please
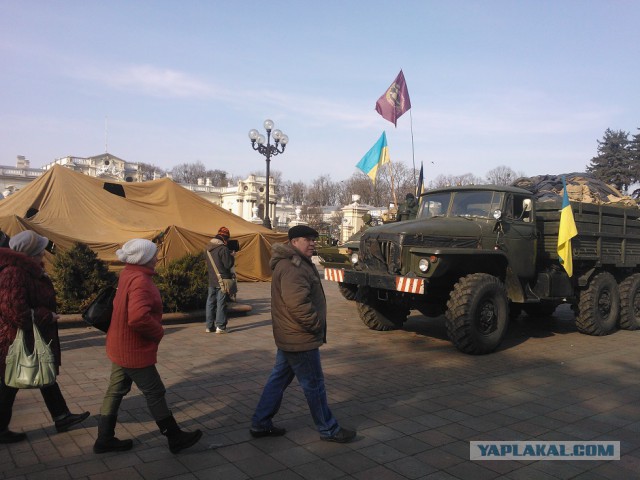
[0,230,89,444]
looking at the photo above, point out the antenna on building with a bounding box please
[105,115,108,153]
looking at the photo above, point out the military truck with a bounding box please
[324,184,640,354]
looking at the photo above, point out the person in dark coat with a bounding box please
[250,225,356,443]
[0,230,89,444]
[204,226,235,333]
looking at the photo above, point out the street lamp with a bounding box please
[248,119,289,229]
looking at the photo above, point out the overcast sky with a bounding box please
[1,0,638,184]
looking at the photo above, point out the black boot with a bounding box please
[55,411,90,433]
[0,429,27,444]
[93,415,133,454]
[156,415,202,454]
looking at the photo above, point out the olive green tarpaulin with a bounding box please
[0,165,287,281]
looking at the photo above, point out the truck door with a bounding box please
[500,194,537,279]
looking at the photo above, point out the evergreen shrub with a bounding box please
[51,242,117,314]
[155,252,207,312]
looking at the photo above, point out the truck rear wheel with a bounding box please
[446,273,508,354]
[355,286,408,331]
[575,271,619,335]
[619,273,640,330]
[338,282,358,301]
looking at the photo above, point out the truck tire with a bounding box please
[619,273,640,330]
[575,271,619,335]
[338,282,358,302]
[446,273,509,355]
[355,286,408,331]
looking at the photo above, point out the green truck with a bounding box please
[324,184,640,354]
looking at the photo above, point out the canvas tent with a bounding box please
[0,165,287,281]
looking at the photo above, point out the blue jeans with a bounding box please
[252,348,339,438]
[205,286,227,330]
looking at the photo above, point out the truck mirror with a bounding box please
[493,209,503,220]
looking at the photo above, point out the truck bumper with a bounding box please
[324,268,424,294]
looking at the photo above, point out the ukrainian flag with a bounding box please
[356,132,390,184]
[557,176,578,277]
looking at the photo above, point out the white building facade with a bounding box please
[2,154,389,234]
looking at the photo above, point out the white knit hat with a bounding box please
[116,239,157,265]
[9,230,49,257]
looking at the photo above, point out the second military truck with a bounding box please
[324,184,640,354]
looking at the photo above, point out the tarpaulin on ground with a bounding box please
[512,172,638,207]
[0,165,287,281]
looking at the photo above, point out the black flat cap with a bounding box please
[288,225,319,240]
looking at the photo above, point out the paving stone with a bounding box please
[1,279,637,479]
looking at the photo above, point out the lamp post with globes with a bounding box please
[248,119,289,229]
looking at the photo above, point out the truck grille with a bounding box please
[362,238,401,274]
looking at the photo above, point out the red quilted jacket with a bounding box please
[106,264,164,368]
[0,248,61,374]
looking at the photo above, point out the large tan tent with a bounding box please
[0,165,287,281]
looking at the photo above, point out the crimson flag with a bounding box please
[375,70,411,126]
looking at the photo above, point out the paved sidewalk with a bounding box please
[2,275,640,479]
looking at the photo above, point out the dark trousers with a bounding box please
[99,362,171,421]
[0,378,69,430]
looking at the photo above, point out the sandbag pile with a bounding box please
[512,173,638,207]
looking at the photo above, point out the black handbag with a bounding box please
[82,284,117,333]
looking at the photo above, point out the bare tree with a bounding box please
[428,173,482,189]
[339,173,375,205]
[137,162,165,181]
[170,161,229,185]
[485,165,525,185]
[307,175,339,206]
[376,162,416,206]
[300,204,324,228]
[279,180,306,205]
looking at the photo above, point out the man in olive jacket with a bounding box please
[250,225,356,443]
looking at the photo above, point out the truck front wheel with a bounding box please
[619,273,640,330]
[355,286,408,331]
[576,271,619,335]
[446,273,509,355]
[338,282,358,302]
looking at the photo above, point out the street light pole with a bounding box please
[248,119,289,229]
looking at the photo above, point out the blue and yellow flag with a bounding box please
[356,132,390,184]
[557,176,578,277]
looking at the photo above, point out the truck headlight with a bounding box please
[350,252,359,265]
[418,258,430,272]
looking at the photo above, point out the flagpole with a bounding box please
[410,109,417,192]
[389,159,397,208]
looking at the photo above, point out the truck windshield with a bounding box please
[419,191,505,219]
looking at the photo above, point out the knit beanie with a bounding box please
[116,239,157,265]
[9,230,49,257]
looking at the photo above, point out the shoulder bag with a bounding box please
[82,283,117,333]
[207,250,233,295]
[5,310,57,389]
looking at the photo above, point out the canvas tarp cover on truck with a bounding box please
[0,165,287,281]
[512,172,637,207]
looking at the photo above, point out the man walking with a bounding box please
[250,225,356,443]
[204,227,234,334]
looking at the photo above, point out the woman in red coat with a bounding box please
[93,239,202,454]
[0,230,89,444]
